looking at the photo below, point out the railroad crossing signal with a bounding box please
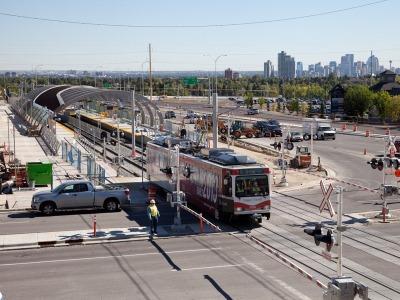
[319,180,335,217]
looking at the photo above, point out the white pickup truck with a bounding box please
[31,180,130,215]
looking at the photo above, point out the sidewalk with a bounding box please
[0,223,217,251]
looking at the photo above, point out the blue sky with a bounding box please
[0,0,397,71]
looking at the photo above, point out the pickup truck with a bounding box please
[31,180,130,215]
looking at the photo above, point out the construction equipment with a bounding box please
[220,120,262,139]
[290,146,311,168]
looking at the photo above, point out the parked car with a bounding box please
[247,108,259,115]
[164,111,176,119]
[289,131,304,142]
[31,180,130,215]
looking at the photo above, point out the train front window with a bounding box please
[235,175,268,197]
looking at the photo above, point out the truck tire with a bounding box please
[104,198,120,212]
[40,202,56,216]
[245,133,253,138]
[303,134,310,140]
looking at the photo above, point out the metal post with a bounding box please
[208,77,211,105]
[382,137,387,218]
[117,115,121,176]
[309,120,314,169]
[103,137,106,161]
[141,132,144,188]
[227,113,231,149]
[131,89,136,158]
[175,145,181,225]
[336,186,343,277]
[212,93,218,148]
[78,110,81,138]
[13,124,16,180]
[7,117,10,163]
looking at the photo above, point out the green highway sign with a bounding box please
[183,77,198,86]
[103,82,112,89]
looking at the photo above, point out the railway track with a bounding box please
[62,120,147,177]
[231,193,400,299]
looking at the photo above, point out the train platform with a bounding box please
[0,104,136,211]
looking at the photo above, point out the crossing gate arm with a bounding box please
[178,204,222,232]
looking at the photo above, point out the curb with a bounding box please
[0,233,150,252]
[0,208,32,213]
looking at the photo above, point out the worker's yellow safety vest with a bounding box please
[149,206,159,217]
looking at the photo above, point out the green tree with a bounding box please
[385,95,400,121]
[288,100,300,114]
[372,91,391,121]
[258,97,266,109]
[344,85,373,117]
[244,92,254,108]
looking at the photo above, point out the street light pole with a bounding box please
[212,54,227,149]
[141,61,148,95]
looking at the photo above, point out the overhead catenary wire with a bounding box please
[0,0,388,29]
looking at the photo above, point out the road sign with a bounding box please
[183,77,198,86]
[319,180,335,217]
[103,82,112,89]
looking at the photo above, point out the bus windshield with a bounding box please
[235,175,269,197]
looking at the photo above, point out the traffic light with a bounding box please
[314,229,334,252]
[367,158,400,170]
[270,142,281,151]
[304,224,322,236]
[160,167,172,175]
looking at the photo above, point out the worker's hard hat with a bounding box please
[149,199,156,204]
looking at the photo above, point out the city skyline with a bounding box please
[0,0,398,71]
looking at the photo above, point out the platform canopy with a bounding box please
[21,85,163,126]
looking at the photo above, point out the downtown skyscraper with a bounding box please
[278,51,295,79]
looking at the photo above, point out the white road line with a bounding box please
[173,264,246,271]
[0,247,222,267]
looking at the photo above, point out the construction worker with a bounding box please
[147,199,160,235]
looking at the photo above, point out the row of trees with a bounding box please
[344,86,400,121]
[1,74,369,99]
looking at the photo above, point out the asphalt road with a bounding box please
[0,199,197,235]
[247,133,386,189]
[0,234,322,300]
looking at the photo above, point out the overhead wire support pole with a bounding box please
[149,43,152,102]
[131,89,136,158]
[212,54,227,149]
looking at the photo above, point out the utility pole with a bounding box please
[174,145,181,225]
[149,43,153,101]
[279,126,288,186]
[117,114,121,176]
[131,89,136,158]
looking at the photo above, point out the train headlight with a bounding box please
[264,205,270,211]
[236,207,243,212]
